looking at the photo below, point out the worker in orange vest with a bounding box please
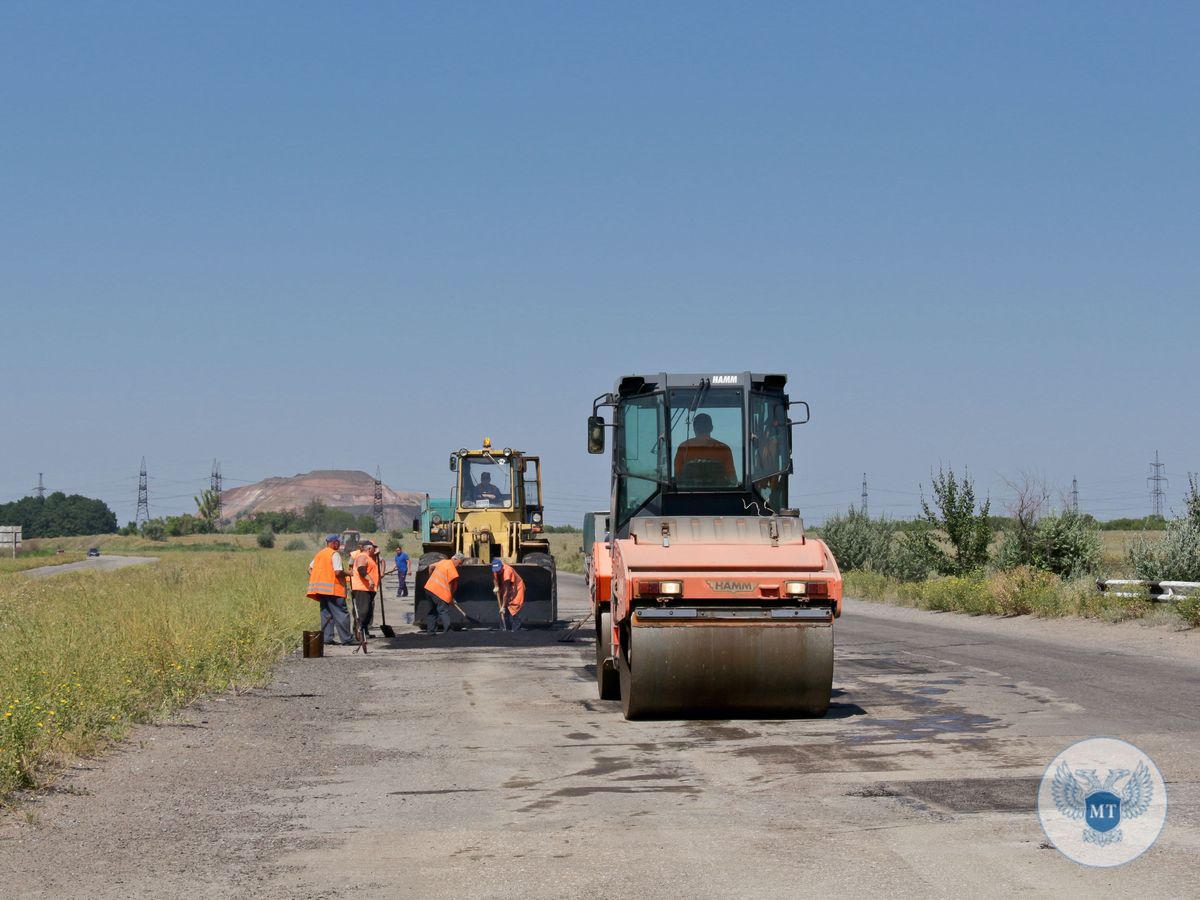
[350,539,381,638]
[424,553,465,635]
[491,558,526,631]
[306,534,353,645]
[674,412,737,484]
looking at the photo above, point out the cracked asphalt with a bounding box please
[1,573,1197,898]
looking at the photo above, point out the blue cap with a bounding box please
[490,559,503,572]
[325,534,339,543]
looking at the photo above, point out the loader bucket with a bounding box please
[414,561,557,629]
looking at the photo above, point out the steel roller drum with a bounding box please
[618,609,834,719]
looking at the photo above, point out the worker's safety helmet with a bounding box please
[325,534,339,544]
[490,559,503,573]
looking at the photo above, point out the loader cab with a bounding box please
[452,445,544,525]
[592,372,797,538]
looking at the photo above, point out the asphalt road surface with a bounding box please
[1,572,1197,898]
[21,555,159,578]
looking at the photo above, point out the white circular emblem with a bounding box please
[1038,737,1167,867]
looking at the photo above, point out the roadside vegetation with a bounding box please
[817,468,1199,629]
[0,549,315,801]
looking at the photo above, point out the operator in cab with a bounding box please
[673,413,737,483]
[475,471,502,502]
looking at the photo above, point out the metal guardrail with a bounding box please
[1097,579,1200,602]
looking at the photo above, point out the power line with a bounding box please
[1148,450,1168,518]
[136,458,150,527]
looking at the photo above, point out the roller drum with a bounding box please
[619,615,833,719]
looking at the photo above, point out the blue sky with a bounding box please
[2,2,1197,526]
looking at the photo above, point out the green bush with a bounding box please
[256,528,276,549]
[283,538,308,552]
[908,467,991,576]
[141,520,166,542]
[1128,519,1200,582]
[819,509,894,572]
[1175,596,1200,628]
[997,509,1101,579]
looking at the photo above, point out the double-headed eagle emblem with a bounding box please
[1052,760,1155,846]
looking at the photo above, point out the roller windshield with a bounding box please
[459,456,513,508]
[612,381,792,534]
[668,387,744,489]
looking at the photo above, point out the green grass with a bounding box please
[0,550,315,801]
[0,552,86,574]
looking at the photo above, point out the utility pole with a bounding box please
[33,473,45,499]
[136,457,150,527]
[373,466,385,531]
[1147,451,1167,519]
[860,473,868,516]
[1071,477,1079,514]
[210,459,223,520]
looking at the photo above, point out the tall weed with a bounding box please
[0,552,313,799]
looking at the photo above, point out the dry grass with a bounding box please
[843,567,1194,627]
[1099,530,1163,576]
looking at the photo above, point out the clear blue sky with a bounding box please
[2,2,1197,526]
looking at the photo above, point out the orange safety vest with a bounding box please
[350,551,379,592]
[496,562,525,615]
[307,547,346,599]
[674,436,737,480]
[425,559,459,604]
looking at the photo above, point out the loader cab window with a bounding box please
[460,457,513,508]
[522,458,542,517]
[750,393,790,510]
[668,388,744,490]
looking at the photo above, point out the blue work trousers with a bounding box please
[426,596,453,634]
[317,595,353,644]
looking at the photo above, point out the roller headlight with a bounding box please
[784,580,807,596]
[532,513,542,524]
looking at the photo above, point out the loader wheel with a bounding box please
[596,609,619,700]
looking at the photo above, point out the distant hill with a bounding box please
[221,470,422,531]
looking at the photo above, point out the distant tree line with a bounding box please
[229,500,376,536]
[0,493,117,538]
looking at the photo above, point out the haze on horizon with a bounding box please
[2,3,1197,527]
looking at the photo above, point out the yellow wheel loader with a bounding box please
[414,439,558,627]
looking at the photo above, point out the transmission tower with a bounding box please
[1071,477,1079,514]
[373,466,385,530]
[135,457,150,527]
[33,473,45,499]
[1147,451,1167,519]
[210,459,223,520]
[860,473,868,515]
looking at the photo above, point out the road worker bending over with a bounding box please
[491,558,525,632]
[306,535,354,645]
[350,539,380,638]
[424,553,465,635]
[673,412,737,484]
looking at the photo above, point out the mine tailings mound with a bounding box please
[221,469,422,531]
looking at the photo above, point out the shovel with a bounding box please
[378,567,396,638]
